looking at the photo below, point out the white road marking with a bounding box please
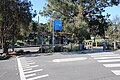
[17,58,26,80]
[27,60,34,63]
[98,59,120,63]
[24,69,43,74]
[89,53,120,76]
[25,73,36,78]
[28,65,39,68]
[28,62,36,65]
[91,54,119,57]
[53,57,87,62]
[23,68,32,72]
[22,65,30,68]
[23,67,32,70]
[103,64,120,67]
[23,65,39,69]
[88,52,113,56]
[94,56,120,60]
[26,74,49,80]
[17,57,49,80]
[111,70,120,75]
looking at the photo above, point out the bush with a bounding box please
[16,49,24,55]
[117,43,120,49]
[63,47,71,52]
[0,53,9,60]
[54,45,63,52]
[39,45,52,53]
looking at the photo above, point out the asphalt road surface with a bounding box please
[1,50,120,80]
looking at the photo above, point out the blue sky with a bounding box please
[29,0,48,23]
[29,0,120,23]
[104,5,120,19]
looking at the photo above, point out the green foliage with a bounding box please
[0,0,36,52]
[40,0,120,40]
[105,15,120,41]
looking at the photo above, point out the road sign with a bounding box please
[54,20,62,31]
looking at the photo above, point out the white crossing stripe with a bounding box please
[103,64,120,67]
[53,57,87,62]
[24,69,43,74]
[22,65,30,68]
[23,65,39,69]
[111,70,120,75]
[28,62,36,65]
[91,54,119,57]
[23,68,32,72]
[27,60,34,63]
[94,56,120,60]
[89,53,120,76]
[98,59,120,63]
[26,74,49,80]
[25,73,36,78]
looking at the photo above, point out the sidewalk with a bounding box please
[61,48,112,55]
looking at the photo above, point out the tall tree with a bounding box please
[110,15,120,40]
[40,0,120,39]
[0,0,36,53]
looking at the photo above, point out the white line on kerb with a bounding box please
[53,57,87,62]
[17,58,26,80]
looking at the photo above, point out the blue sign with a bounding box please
[54,20,62,31]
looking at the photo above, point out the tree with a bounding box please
[109,15,120,40]
[0,0,36,53]
[40,0,90,41]
[40,0,120,40]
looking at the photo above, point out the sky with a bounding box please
[104,5,120,20]
[29,0,120,23]
[29,0,48,23]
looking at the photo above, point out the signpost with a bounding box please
[52,20,62,51]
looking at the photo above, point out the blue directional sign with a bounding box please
[54,20,62,31]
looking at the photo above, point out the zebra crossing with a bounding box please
[88,52,120,75]
[17,57,49,80]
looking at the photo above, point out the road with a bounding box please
[0,49,120,80]
[0,58,19,80]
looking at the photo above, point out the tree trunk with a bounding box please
[3,42,9,54]
[12,25,15,51]
[1,23,4,49]
[12,36,15,51]
[1,21,9,54]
